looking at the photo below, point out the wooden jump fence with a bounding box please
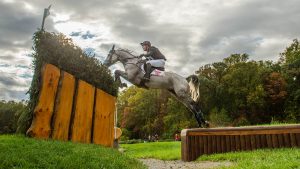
[27,64,117,147]
[181,124,300,161]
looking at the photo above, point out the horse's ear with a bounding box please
[112,45,115,51]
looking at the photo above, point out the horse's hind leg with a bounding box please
[171,88,208,128]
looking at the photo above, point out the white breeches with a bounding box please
[146,59,165,67]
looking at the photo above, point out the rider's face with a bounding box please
[142,45,149,51]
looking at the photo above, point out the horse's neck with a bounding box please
[117,50,140,65]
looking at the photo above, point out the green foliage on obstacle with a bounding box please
[17,30,118,134]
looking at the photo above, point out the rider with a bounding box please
[139,41,167,80]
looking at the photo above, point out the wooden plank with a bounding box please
[255,135,261,149]
[240,135,246,151]
[216,135,221,153]
[26,64,60,139]
[203,136,208,154]
[187,125,300,136]
[295,133,300,147]
[235,135,241,151]
[199,136,204,156]
[52,72,75,141]
[230,135,236,152]
[181,130,188,161]
[211,135,216,153]
[195,136,200,158]
[277,134,284,148]
[225,135,231,152]
[221,136,226,153]
[207,136,212,154]
[71,80,95,143]
[260,134,267,148]
[93,89,116,147]
[193,136,197,159]
[290,133,297,147]
[250,135,256,150]
[190,136,195,160]
[245,135,251,150]
[271,134,279,148]
[283,133,291,147]
[266,134,273,148]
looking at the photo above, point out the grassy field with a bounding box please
[121,141,300,169]
[1,134,299,169]
[198,148,300,169]
[121,141,181,160]
[0,135,145,169]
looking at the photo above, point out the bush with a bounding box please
[209,107,232,127]
[0,101,26,134]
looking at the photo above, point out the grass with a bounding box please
[121,141,181,160]
[198,148,300,169]
[0,135,146,169]
[2,135,299,169]
[122,141,300,169]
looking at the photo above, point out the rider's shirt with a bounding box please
[144,46,166,61]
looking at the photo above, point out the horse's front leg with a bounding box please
[114,70,128,88]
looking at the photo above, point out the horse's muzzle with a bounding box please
[103,60,109,66]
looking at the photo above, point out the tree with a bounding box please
[280,39,300,122]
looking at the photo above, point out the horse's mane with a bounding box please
[117,48,137,57]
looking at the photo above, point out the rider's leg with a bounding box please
[149,59,165,68]
[143,59,165,81]
[143,63,152,80]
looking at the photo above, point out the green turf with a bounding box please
[122,141,300,169]
[197,148,300,169]
[121,141,181,160]
[0,135,145,169]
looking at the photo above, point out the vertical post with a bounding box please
[41,5,51,31]
[113,102,119,148]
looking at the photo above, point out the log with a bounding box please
[26,64,60,138]
[92,89,115,147]
[71,80,95,143]
[52,72,75,141]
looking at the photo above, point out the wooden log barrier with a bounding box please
[181,125,300,161]
[27,64,118,147]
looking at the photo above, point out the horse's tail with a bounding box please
[186,75,200,102]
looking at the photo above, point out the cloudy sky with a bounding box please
[1,0,300,101]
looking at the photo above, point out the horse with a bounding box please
[103,45,209,128]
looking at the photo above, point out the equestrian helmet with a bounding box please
[140,41,151,46]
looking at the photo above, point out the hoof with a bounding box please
[203,121,210,128]
[121,83,127,88]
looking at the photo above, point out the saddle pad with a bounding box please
[141,65,165,77]
[151,69,165,76]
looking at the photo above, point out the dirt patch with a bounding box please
[139,158,233,169]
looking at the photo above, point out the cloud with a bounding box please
[1,0,300,100]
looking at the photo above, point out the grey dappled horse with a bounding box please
[103,45,208,127]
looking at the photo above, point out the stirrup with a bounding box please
[142,76,150,81]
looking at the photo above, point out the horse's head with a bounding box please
[103,45,118,67]
[104,45,138,67]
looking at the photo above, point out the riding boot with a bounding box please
[143,63,151,81]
